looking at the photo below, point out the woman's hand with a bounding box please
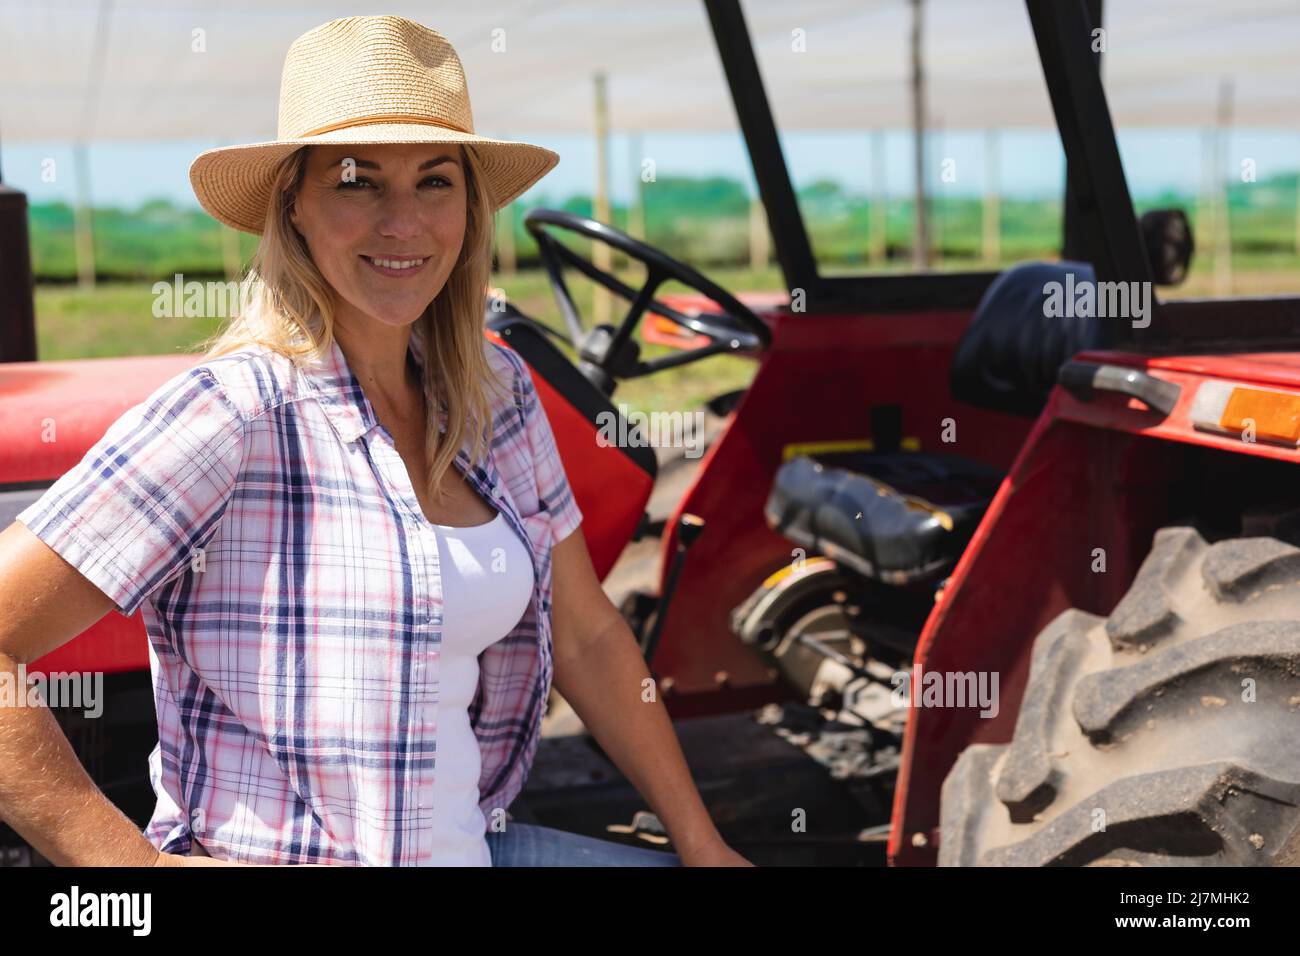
[151,850,334,867]
[151,850,251,867]
[679,838,755,867]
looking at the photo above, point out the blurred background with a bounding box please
[2,0,1298,414]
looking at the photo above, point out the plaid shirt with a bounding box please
[17,332,582,865]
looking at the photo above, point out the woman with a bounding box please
[0,15,749,867]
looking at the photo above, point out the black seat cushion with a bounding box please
[765,452,1003,585]
[950,260,1113,417]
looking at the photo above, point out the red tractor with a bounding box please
[3,0,1297,867]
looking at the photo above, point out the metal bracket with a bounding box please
[1058,360,1181,417]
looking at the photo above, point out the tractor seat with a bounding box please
[766,452,1004,586]
[764,260,1109,585]
[950,259,1111,416]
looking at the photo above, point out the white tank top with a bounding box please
[426,511,535,865]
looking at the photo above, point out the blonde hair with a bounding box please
[197,142,506,505]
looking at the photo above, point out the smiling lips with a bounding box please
[361,254,429,278]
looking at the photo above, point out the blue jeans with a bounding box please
[485,822,683,867]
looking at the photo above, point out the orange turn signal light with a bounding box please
[1220,388,1300,444]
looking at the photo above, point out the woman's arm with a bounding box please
[0,523,244,868]
[548,527,752,866]
[0,521,168,867]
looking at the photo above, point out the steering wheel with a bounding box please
[523,208,772,394]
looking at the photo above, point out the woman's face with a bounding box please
[289,142,468,331]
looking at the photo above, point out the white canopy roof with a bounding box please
[1,0,1298,144]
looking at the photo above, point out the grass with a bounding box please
[34,283,226,360]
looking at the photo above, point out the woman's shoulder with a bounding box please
[483,338,533,418]
[180,343,318,425]
[483,338,541,411]
[484,336,527,385]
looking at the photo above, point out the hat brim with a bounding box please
[190,125,559,235]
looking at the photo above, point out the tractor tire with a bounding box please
[939,525,1300,866]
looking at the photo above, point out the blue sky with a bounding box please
[3,128,1297,211]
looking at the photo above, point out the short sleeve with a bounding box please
[14,365,245,617]
[515,356,584,546]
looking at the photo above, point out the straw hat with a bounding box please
[190,15,559,235]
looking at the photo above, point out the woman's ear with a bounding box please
[286,190,305,239]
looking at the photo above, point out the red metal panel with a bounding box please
[28,612,153,675]
[0,354,195,482]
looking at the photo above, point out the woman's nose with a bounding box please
[374,193,423,240]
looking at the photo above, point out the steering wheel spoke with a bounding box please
[604,267,667,359]
[524,208,771,393]
[533,232,586,343]
[637,339,742,376]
